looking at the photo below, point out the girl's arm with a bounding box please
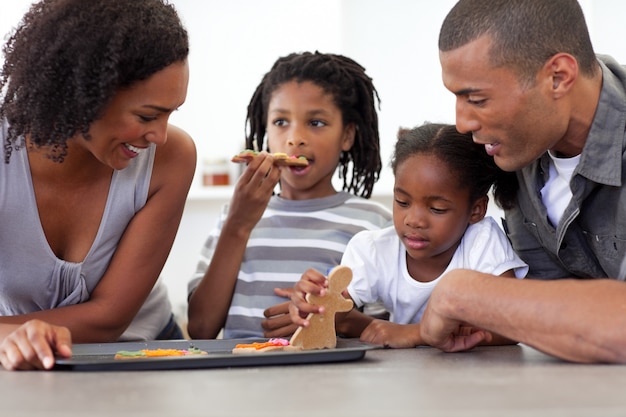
[187,153,281,339]
[0,124,196,342]
[420,269,626,363]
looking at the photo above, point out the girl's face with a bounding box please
[266,80,355,200]
[393,153,486,281]
[72,60,189,170]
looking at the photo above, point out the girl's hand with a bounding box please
[360,320,423,348]
[289,269,329,327]
[0,320,72,371]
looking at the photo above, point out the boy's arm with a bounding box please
[187,153,280,339]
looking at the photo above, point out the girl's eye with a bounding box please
[394,198,409,208]
[272,118,288,127]
[431,207,448,214]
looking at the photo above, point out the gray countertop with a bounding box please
[2,344,626,417]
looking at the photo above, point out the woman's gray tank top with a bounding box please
[0,123,171,340]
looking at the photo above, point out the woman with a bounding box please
[0,0,196,370]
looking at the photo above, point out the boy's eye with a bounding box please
[431,207,448,214]
[310,120,326,127]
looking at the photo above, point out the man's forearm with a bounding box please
[430,269,626,363]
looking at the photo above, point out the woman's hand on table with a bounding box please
[0,319,72,371]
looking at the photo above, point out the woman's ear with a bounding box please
[468,195,488,224]
[341,123,356,152]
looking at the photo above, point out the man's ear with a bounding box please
[543,53,578,98]
[469,195,488,224]
[341,123,356,152]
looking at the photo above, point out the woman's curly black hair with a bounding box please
[1,0,189,163]
[245,51,382,199]
[391,123,518,210]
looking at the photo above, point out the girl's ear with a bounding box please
[468,195,488,224]
[341,123,356,152]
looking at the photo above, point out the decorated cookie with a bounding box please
[290,265,354,350]
[231,149,309,167]
[231,338,301,354]
[114,347,208,360]
[229,266,354,354]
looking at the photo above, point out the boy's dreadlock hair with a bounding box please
[245,51,382,199]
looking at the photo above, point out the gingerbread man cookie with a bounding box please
[290,265,354,350]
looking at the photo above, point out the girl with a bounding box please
[0,0,194,370]
[290,123,528,348]
[187,51,392,339]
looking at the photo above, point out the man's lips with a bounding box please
[473,135,500,156]
[484,142,500,156]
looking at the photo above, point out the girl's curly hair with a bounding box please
[1,0,189,163]
[392,123,518,210]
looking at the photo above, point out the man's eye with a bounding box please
[467,98,486,106]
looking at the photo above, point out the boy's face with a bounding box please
[265,80,354,200]
[439,35,567,172]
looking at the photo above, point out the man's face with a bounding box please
[439,35,566,172]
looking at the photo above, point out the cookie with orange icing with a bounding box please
[231,150,308,166]
[231,338,301,354]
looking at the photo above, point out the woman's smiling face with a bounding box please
[75,60,189,170]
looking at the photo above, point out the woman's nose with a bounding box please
[145,119,169,146]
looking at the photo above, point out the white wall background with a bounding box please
[2,1,626,324]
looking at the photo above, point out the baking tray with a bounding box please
[53,338,377,371]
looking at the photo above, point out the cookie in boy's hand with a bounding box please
[290,265,354,350]
[230,149,309,167]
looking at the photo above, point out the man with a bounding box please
[419,0,626,363]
